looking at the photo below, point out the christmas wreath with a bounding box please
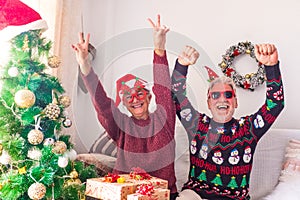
[218,41,265,91]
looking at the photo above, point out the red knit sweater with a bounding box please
[81,51,177,193]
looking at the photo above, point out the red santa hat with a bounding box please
[115,74,150,107]
[204,66,219,82]
[0,0,48,41]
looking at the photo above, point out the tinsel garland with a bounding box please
[218,41,266,91]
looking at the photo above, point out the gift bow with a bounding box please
[104,173,120,183]
[136,183,154,196]
[130,167,151,180]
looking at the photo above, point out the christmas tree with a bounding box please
[240,175,247,188]
[197,170,207,182]
[211,173,223,186]
[0,1,97,199]
[227,176,238,190]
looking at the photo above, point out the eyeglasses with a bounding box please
[208,91,235,100]
[123,89,148,103]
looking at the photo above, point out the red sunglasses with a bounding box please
[208,91,235,100]
[123,89,148,103]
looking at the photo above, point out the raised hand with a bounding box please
[178,45,200,66]
[255,44,278,66]
[147,14,170,54]
[71,32,91,75]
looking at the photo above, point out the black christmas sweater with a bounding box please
[171,60,284,200]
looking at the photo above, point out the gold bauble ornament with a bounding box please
[220,62,227,69]
[64,178,82,187]
[44,103,61,120]
[28,129,44,145]
[27,182,46,200]
[246,49,251,54]
[74,178,82,184]
[245,74,251,79]
[48,55,61,68]
[70,169,79,179]
[58,95,71,108]
[14,89,36,108]
[52,141,67,154]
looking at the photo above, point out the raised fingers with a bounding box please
[255,44,276,55]
[78,32,84,43]
[147,18,156,28]
[85,33,90,45]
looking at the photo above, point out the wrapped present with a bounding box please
[85,174,168,200]
[127,183,170,200]
[127,187,170,200]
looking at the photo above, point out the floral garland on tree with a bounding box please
[218,41,265,91]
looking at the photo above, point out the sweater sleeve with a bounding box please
[247,62,285,140]
[152,51,176,133]
[81,69,120,140]
[171,59,203,137]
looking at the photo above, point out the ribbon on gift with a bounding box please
[136,183,154,196]
[130,167,151,180]
[104,173,120,183]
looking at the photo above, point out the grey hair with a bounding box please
[208,76,236,92]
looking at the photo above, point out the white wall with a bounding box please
[74,0,300,150]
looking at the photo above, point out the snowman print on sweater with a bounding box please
[191,139,197,155]
[199,144,209,159]
[243,146,252,163]
[212,150,224,165]
[228,148,240,165]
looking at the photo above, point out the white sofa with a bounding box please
[77,127,300,200]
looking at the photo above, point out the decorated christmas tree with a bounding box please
[0,1,97,199]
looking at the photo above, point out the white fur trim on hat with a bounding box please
[0,19,48,41]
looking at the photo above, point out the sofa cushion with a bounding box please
[89,131,117,157]
[261,139,300,200]
[76,153,116,176]
[250,129,300,200]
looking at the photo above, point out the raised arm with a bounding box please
[71,32,91,76]
[250,44,284,138]
[148,14,169,56]
[171,46,201,135]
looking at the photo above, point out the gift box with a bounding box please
[85,174,168,200]
[127,188,170,200]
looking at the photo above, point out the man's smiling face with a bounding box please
[123,88,151,120]
[207,83,238,123]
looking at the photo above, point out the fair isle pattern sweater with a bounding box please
[171,60,284,200]
[81,52,177,194]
